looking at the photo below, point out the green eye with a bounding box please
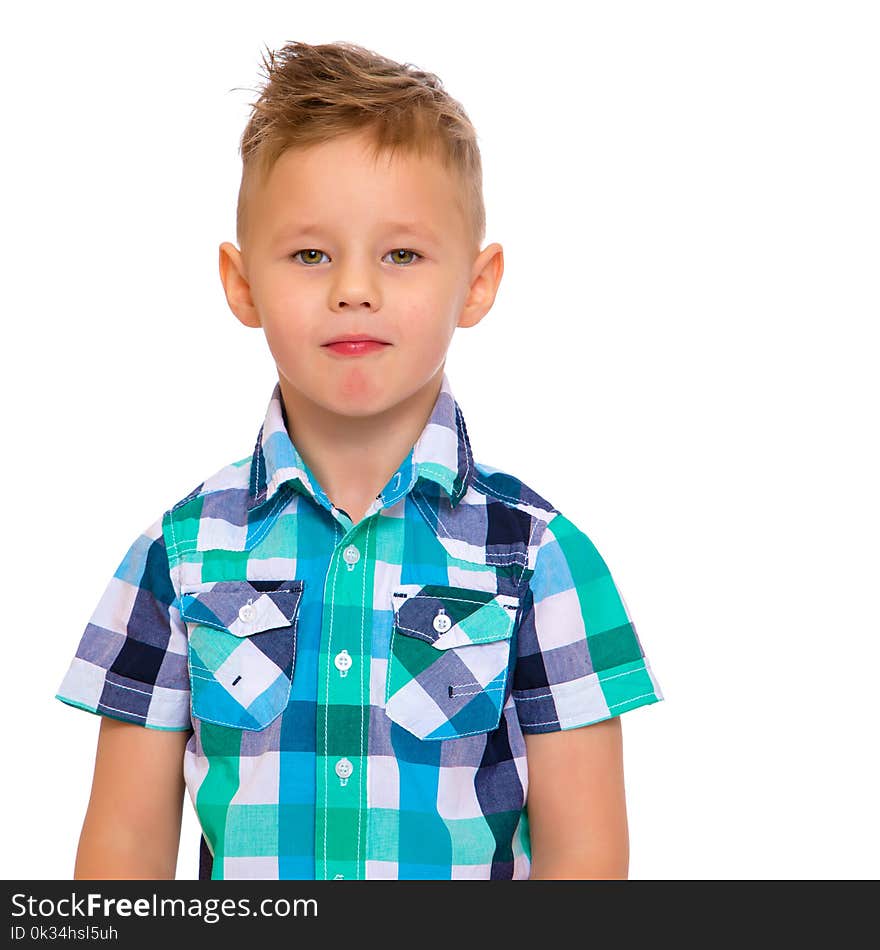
[294,249,328,265]
[293,248,421,266]
[385,249,421,265]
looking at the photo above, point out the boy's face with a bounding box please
[219,130,502,419]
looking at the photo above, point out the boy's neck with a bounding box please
[276,371,444,525]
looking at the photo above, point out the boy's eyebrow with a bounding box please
[273,220,441,244]
[379,221,440,242]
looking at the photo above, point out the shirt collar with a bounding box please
[246,372,474,514]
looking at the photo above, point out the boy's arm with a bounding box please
[74,717,190,879]
[524,716,629,879]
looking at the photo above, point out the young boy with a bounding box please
[56,40,664,881]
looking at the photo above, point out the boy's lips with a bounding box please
[322,334,390,345]
[322,336,391,357]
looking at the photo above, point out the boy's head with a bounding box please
[235,41,486,259]
[218,41,503,419]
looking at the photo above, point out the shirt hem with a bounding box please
[520,691,663,734]
[55,693,192,732]
[514,657,664,734]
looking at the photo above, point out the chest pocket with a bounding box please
[179,580,305,731]
[385,584,520,740]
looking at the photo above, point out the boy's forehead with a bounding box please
[249,136,468,241]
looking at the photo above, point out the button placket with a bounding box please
[316,524,373,881]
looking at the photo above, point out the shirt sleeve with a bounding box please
[55,512,192,731]
[512,511,663,733]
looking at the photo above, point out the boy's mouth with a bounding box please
[322,335,391,357]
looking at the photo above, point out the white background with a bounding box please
[1,0,877,880]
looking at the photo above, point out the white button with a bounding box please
[333,874,345,880]
[334,650,352,673]
[335,758,353,779]
[238,603,256,623]
[343,544,360,565]
[432,609,452,634]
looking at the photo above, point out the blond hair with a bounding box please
[234,40,485,254]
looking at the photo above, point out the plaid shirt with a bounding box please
[56,372,664,880]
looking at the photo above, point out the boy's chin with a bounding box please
[278,374,402,417]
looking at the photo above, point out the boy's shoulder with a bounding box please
[166,452,253,513]
[471,459,560,522]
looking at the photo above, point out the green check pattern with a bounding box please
[56,372,664,879]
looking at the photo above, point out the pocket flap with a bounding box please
[391,584,519,649]
[179,580,305,637]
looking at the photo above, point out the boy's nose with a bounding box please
[332,276,376,309]
[329,260,381,312]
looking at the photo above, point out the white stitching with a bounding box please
[422,702,507,739]
[609,691,656,708]
[523,695,657,729]
[526,717,581,727]
[448,684,506,696]
[95,700,180,723]
[409,489,452,540]
[167,507,179,555]
[521,512,541,585]
[403,591,509,607]
[512,666,646,703]
[393,622,512,646]
[249,483,293,548]
[259,426,265,499]
[452,402,472,505]
[519,691,658,728]
[601,667,644,683]
[485,550,528,567]
[410,485,527,568]
[392,623,436,641]
[471,473,523,506]
[104,680,157,697]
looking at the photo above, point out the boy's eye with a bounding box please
[291,248,422,266]
[293,249,329,265]
[383,249,421,265]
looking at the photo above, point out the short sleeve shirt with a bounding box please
[56,372,664,880]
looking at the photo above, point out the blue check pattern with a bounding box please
[56,372,663,879]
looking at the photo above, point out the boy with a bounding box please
[56,40,664,880]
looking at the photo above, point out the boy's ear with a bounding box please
[219,241,262,329]
[458,242,504,330]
